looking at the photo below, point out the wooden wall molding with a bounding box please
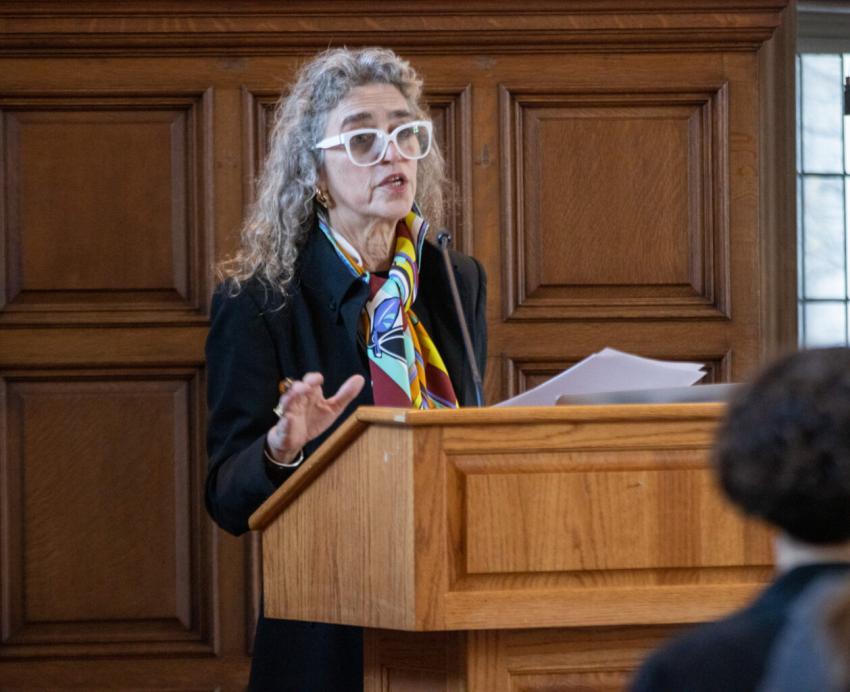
[0,368,214,659]
[0,90,213,326]
[759,3,798,354]
[500,83,731,322]
[0,1,786,56]
[240,87,280,232]
[0,657,250,688]
[420,86,474,255]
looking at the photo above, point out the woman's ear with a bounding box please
[316,167,326,189]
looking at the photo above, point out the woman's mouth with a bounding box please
[378,173,407,188]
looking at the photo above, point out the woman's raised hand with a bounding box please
[265,372,365,465]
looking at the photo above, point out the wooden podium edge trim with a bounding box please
[439,581,770,630]
[358,402,726,425]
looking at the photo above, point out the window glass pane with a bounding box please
[804,302,847,346]
[801,54,843,174]
[803,176,845,299]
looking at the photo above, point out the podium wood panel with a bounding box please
[260,420,418,629]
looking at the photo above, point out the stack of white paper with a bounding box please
[495,348,706,407]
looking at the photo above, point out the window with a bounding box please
[797,53,850,346]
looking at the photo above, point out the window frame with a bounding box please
[796,1,850,346]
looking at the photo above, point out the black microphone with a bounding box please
[436,231,485,408]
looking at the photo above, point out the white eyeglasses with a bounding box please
[315,120,433,167]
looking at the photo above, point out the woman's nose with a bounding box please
[382,140,403,162]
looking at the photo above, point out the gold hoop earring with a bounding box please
[315,187,334,209]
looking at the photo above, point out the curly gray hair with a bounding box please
[219,47,447,295]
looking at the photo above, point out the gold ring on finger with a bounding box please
[273,378,295,417]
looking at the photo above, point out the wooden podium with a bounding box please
[249,404,773,691]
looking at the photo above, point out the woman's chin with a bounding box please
[374,196,415,222]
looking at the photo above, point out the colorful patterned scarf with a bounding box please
[318,210,459,409]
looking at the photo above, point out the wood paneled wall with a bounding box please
[0,1,794,689]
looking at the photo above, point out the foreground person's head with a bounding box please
[713,348,850,544]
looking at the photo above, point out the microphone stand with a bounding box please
[436,231,485,408]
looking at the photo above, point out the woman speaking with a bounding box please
[205,47,487,690]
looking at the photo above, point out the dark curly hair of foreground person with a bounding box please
[713,347,850,544]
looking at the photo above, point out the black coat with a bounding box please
[205,226,487,691]
[630,563,850,692]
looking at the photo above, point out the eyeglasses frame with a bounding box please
[314,119,434,167]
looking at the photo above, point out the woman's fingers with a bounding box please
[279,373,361,415]
[303,375,326,411]
[284,373,323,412]
[267,414,290,451]
[301,372,324,387]
[280,380,314,414]
[270,373,364,454]
[326,374,365,410]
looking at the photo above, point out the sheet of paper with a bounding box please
[494,347,706,407]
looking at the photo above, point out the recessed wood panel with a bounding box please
[466,627,676,692]
[502,85,730,320]
[0,94,211,324]
[460,455,765,574]
[533,106,690,286]
[0,370,213,657]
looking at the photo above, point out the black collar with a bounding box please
[298,226,366,323]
